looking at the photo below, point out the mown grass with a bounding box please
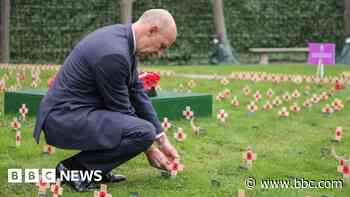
[145,64,350,76]
[0,64,350,197]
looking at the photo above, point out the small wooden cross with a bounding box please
[19,104,29,121]
[50,180,63,197]
[242,146,257,169]
[190,118,201,136]
[94,184,112,197]
[161,117,171,131]
[43,144,55,155]
[36,177,49,192]
[217,109,228,123]
[169,161,184,176]
[174,128,186,142]
[337,159,350,183]
[266,88,274,97]
[11,117,21,130]
[335,127,343,142]
[15,131,21,147]
[182,106,194,120]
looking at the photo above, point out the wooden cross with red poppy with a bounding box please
[174,128,186,142]
[19,104,29,121]
[50,180,63,197]
[94,184,112,197]
[242,146,257,169]
[36,176,49,192]
[335,127,343,142]
[335,80,344,91]
[217,109,228,123]
[43,144,55,155]
[182,106,194,120]
[161,117,171,131]
[331,147,350,183]
[338,162,350,183]
[15,131,21,147]
[10,117,21,130]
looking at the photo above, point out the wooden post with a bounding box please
[337,0,350,64]
[212,0,228,42]
[120,0,134,24]
[345,0,350,37]
[211,0,239,64]
[0,0,10,63]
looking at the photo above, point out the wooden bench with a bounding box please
[249,48,309,64]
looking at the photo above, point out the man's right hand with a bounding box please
[145,145,172,171]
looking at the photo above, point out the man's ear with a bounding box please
[149,25,160,36]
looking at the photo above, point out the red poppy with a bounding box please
[246,151,253,160]
[343,166,349,174]
[335,80,343,91]
[139,72,160,91]
[48,74,57,89]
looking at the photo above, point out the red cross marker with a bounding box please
[217,109,228,123]
[266,88,274,98]
[182,106,194,120]
[94,184,112,197]
[50,180,63,197]
[174,128,186,142]
[43,144,55,155]
[337,162,350,183]
[169,160,184,176]
[11,117,21,130]
[161,117,171,131]
[19,104,29,120]
[15,131,21,147]
[254,91,262,101]
[247,102,258,113]
[335,127,343,142]
[290,103,300,113]
[242,146,257,169]
[36,176,49,192]
[231,97,240,107]
[278,107,289,117]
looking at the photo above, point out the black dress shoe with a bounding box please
[55,163,100,192]
[101,172,126,183]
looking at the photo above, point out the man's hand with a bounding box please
[156,135,180,163]
[145,145,172,171]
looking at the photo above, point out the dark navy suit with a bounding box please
[33,24,163,173]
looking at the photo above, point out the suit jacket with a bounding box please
[33,24,163,150]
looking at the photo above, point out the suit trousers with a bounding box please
[44,109,156,174]
[69,124,155,174]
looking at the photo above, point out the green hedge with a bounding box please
[9,0,344,64]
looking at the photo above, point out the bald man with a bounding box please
[33,9,181,192]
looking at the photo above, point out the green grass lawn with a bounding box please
[1,64,350,197]
[145,64,350,76]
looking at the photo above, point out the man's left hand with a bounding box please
[156,134,180,162]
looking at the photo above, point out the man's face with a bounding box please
[137,27,175,58]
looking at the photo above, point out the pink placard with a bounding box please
[308,43,335,65]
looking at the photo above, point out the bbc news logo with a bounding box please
[8,169,102,183]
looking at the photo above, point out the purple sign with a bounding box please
[308,43,335,65]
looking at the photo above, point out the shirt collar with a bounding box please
[131,25,137,54]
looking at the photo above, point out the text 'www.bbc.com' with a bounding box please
[245,177,343,190]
